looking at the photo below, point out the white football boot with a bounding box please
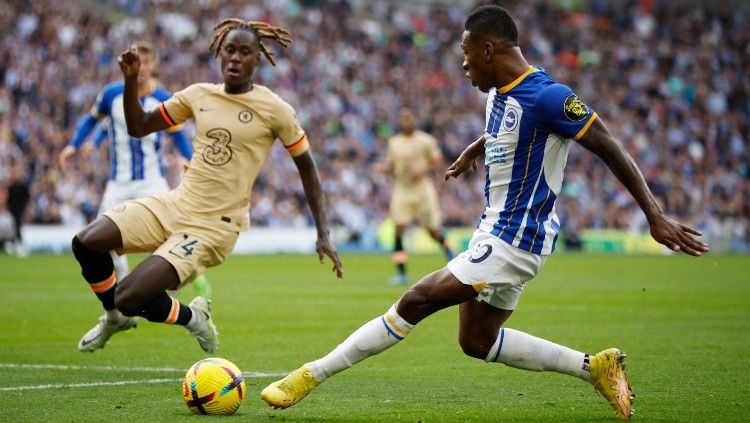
[78,313,138,352]
[186,297,219,353]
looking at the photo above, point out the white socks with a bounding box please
[111,253,129,282]
[303,305,589,384]
[306,304,414,382]
[486,328,590,382]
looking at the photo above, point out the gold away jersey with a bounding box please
[387,130,442,192]
[159,83,309,229]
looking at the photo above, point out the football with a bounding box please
[182,357,246,415]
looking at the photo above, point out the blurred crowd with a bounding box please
[0,0,747,251]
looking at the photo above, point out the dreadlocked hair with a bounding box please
[208,18,292,66]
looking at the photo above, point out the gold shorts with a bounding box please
[103,193,240,287]
[390,185,441,230]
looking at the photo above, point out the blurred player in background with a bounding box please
[6,160,30,256]
[383,108,454,285]
[262,6,709,420]
[70,19,342,354]
[59,41,213,306]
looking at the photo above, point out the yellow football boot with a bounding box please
[590,348,634,420]
[261,366,321,409]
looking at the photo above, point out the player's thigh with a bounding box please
[397,267,479,324]
[447,231,546,310]
[103,196,172,255]
[76,216,124,252]
[458,299,513,357]
[154,224,239,288]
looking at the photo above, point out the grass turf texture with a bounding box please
[0,253,748,422]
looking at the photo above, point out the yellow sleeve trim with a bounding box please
[499,67,538,94]
[90,108,104,120]
[286,134,310,157]
[573,112,598,141]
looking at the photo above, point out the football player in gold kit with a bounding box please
[384,108,455,285]
[71,19,343,354]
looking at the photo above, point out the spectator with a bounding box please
[0,0,747,251]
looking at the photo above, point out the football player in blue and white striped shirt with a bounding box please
[262,6,709,420]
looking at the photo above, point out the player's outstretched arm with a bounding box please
[59,114,100,169]
[445,134,486,180]
[117,50,170,138]
[578,118,710,256]
[292,150,344,278]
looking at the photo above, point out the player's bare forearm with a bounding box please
[293,152,329,236]
[445,134,485,180]
[463,134,487,161]
[578,119,661,221]
[118,50,169,137]
[293,150,344,277]
[579,118,709,256]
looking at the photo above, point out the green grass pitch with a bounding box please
[0,253,748,422]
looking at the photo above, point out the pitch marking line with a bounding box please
[0,363,183,372]
[0,378,181,392]
[0,363,287,392]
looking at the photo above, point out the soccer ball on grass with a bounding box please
[182,357,246,415]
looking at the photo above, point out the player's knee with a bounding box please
[75,225,96,248]
[71,235,86,257]
[399,286,429,310]
[458,335,490,359]
[72,235,98,262]
[114,284,141,317]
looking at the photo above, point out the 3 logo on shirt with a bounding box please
[203,128,233,166]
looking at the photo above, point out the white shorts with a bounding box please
[447,230,547,310]
[98,178,171,216]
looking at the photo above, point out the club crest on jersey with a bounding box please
[238,110,253,123]
[502,108,519,131]
[563,94,588,121]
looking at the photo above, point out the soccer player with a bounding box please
[383,107,454,285]
[70,19,342,354]
[261,6,709,420]
[59,41,214,311]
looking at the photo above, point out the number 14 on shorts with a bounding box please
[170,234,199,259]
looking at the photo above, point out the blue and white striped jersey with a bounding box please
[478,67,598,255]
[87,82,190,181]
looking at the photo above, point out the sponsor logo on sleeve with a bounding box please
[563,94,589,121]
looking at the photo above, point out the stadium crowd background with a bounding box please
[0,0,747,252]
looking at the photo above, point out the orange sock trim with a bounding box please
[392,251,408,263]
[90,272,116,293]
[164,298,180,324]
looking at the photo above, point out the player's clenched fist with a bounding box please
[117,49,141,78]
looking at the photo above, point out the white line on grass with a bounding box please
[0,363,183,372]
[0,363,286,377]
[0,378,181,392]
[0,363,287,392]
